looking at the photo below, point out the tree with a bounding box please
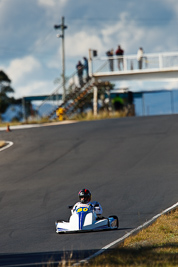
[0,70,14,114]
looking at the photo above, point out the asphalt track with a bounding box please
[0,115,178,266]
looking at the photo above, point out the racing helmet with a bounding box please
[78,189,91,203]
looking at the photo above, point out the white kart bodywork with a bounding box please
[55,204,118,233]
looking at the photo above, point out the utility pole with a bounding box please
[88,49,98,116]
[54,17,67,102]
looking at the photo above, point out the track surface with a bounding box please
[0,115,178,266]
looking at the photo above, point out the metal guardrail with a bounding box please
[92,51,178,73]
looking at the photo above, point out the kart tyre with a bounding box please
[108,215,119,229]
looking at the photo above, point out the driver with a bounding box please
[71,188,103,216]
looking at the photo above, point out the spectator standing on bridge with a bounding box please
[83,57,89,81]
[115,45,124,70]
[106,49,114,71]
[137,47,144,69]
[76,61,84,87]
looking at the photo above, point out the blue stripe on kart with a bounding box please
[57,227,68,231]
[79,212,86,230]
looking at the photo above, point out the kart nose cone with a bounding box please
[79,212,87,229]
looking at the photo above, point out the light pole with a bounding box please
[54,16,67,102]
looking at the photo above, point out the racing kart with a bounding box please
[55,203,119,233]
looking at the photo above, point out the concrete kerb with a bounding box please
[0,121,78,131]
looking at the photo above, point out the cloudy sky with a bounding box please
[0,0,178,99]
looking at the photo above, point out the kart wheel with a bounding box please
[109,215,119,229]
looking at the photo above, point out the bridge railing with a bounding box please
[92,51,178,73]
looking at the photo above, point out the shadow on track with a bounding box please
[0,250,97,267]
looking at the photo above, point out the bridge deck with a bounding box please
[93,68,178,81]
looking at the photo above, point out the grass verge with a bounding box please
[0,117,56,127]
[45,208,177,266]
[69,110,130,121]
[87,208,178,266]
[0,109,132,127]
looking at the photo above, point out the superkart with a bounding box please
[55,203,119,233]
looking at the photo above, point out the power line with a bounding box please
[66,17,178,23]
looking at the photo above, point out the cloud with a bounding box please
[66,31,102,57]
[38,0,56,7]
[38,0,67,7]
[37,0,68,22]
[6,56,41,84]
[0,0,10,21]
[0,56,45,98]
[0,0,178,100]
[163,0,178,15]
[16,80,55,98]
[64,9,177,60]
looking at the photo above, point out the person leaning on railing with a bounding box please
[106,49,114,71]
[115,45,124,70]
[137,47,144,69]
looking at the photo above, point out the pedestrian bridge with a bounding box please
[91,51,178,81]
[33,51,178,119]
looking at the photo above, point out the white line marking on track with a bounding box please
[0,141,14,151]
[73,201,178,266]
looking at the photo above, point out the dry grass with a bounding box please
[87,208,178,267]
[0,109,131,127]
[0,117,56,127]
[44,209,178,266]
[70,110,129,121]
[0,140,6,148]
